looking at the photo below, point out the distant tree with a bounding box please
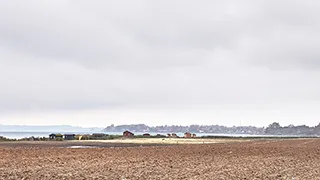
[265,122,282,135]
[313,123,320,134]
[189,125,200,132]
[288,124,295,128]
[268,122,281,129]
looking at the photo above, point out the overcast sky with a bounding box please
[1,1,320,127]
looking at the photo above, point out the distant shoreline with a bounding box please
[2,122,320,137]
[1,131,319,141]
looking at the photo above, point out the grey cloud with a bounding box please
[2,1,320,70]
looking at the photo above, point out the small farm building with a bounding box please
[49,133,63,140]
[143,133,151,137]
[123,130,134,138]
[172,133,179,138]
[64,134,76,140]
[184,132,192,138]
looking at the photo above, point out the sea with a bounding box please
[0,131,302,139]
[0,131,113,139]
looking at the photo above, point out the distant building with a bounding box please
[172,133,179,138]
[49,133,63,140]
[64,134,75,140]
[49,133,56,139]
[143,133,151,137]
[192,133,197,138]
[123,130,134,138]
[167,133,172,138]
[184,132,192,138]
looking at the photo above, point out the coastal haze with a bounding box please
[1,1,320,128]
[2,1,320,179]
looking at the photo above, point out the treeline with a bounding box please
[103,124,265,134]
[104,123,320,135]
[0,136,13,141]
[265,122,320,135]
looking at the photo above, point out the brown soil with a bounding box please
[1,139,320,179]
[0,141,171,148]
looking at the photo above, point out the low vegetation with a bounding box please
[0,136,15,141]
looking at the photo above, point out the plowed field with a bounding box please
[1,139,320,179]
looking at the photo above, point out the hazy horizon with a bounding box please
[1,1,320,127]
[0,121,318,129]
